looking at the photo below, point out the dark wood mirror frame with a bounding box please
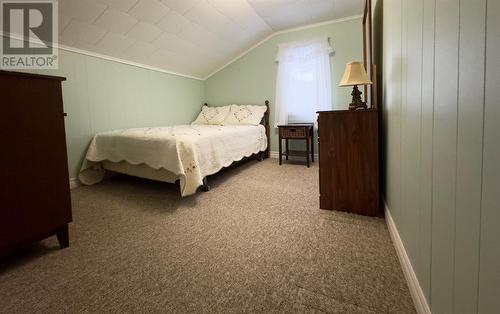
[362,0,377,109]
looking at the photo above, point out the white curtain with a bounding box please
[274,38,333,127]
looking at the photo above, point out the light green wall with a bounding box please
[59,51,204,178]
[3,39,205,178]
[204,18,363,152]
[381,0,500,312]
[4,20,361,176]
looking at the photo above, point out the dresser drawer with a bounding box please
[280,127,306,138]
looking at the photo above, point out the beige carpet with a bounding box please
[0,159,415,313]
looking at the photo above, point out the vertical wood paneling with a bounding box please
[385,0,402,227]
[401,0,423,272]
[383,0,498,312]
[398,0,411,250]
[431,0,460,312]
[85,58,111,133]
[478,0,500,311]
[419,0,435,300]
[57,52,92,176]
[454,0,487,312]
[105,61,127,131]
[48,52,205,177]
[381,0,392,199]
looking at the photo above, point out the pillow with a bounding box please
[192,105,231,125]
[223,105,267,126]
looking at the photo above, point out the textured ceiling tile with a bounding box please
[208,0,271,30]
[207,0,272,32]
[184,1,224,26]
[177,22,229,54]
[55,0,362,78]
[66,43,106,57]
[196,65,216,78]
[154,33,192,55]
[95,32,136,53]
[148,49,197,75]
[160,0,201,15]
[306,0,339,21]
[246,0,291,12]
[184,1,247,43]
[235,22,273,46]
[94,8,138,35]
[122,41,157,60]
[97,0,139,12]
[175,22,207,45]
[59,0,107,24]
[332,0,364,19]
[60,20,106,46]
[247,0,342,30]
[127,22,162,43]
[156,11,190,34]
[128,0,170,24]
[262,14,302,31]
[217,24,257,45]
[213,39,244,57]
[58,14,72,35]
[152,54,187,70]
[262,0,326,30]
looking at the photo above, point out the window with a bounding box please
[274,38,333,127]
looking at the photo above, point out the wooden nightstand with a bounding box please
[278,123,314,167]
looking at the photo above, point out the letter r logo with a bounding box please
[1,1,55,54]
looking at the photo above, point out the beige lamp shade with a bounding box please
[339,61,372,87]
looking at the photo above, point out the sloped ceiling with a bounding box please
[247,0,363,30]
[56,0,363,78]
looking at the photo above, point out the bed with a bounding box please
[79,101,270,196]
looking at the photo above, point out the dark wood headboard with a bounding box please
[263,100,270,158]
[202,101,270,159]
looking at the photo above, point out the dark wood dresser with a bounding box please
[317,109,379,216]
[0,70,72,256]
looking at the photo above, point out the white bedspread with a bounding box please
[79,125,267,196]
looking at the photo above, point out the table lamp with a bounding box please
[339,61,372,110]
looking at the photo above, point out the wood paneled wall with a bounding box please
[381,0,499,312]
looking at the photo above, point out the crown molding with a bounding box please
[272,14,363,36]
[2,14,362,82]
[0,32,205,81]
[57,43,205,80]
[203,14,363,80]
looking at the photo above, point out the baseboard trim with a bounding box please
[270,151,280,159]
[384,201,431,314]
[269,150,319,160]
[69,178,81,190]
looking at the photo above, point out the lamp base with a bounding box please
[348,85,368,110]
